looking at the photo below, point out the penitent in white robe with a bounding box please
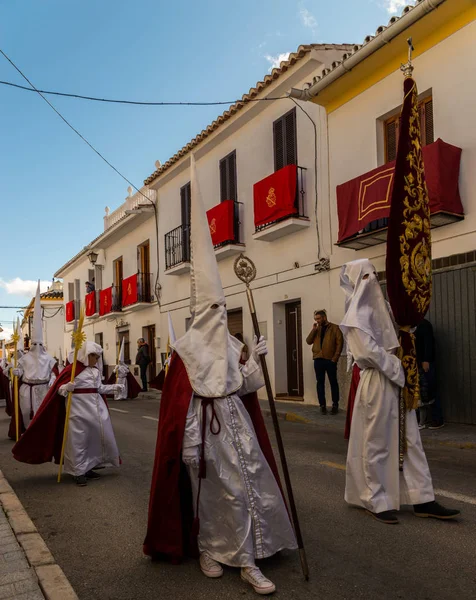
[113,364,129,400]
[61,367,120,477]
[17,351,56,428]
[345,328,435,513]
[183,355,297,568]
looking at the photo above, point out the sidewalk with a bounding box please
[259,399,476,450]
[0,470,78,600]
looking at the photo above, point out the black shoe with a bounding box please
[414,501,460,519]
[85,470,101,480]
[367,510,399,524]
[75,475,87,487]
[331,406,339,415]
[320,406,327,415]
[428,421,445,430]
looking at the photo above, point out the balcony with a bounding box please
[122,272,154,311]
[111,285,123,315]
[103,187,157,231]
[85,291,99,319]
[337,139,464,250]
[207,200,244,261]
[252,165,309,242]
[165,225,191,274]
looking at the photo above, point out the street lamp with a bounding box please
[87,250,99,266]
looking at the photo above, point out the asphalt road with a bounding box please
[0,398,475,600]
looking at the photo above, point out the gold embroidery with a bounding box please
[209,218,217,235]
[266,187,277,207]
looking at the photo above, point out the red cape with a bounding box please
[149,369,165,391]
[344,364,361,440]
[12,363,86,464]
[106,370,142,399]
[143,354,283,562]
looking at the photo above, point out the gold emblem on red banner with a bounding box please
[127,283,132,296]
[266,187,277,208]
[209,218,217,235]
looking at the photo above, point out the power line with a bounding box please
[0,77,288,106]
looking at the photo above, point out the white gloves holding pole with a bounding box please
[251,335,268,362]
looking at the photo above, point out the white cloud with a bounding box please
[0,278,51,298]
[299,7,318,31]
[383,0,415,15]
[0,326,14,342]
[264,52,291,70]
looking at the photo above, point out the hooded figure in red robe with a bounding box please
[144,156,296,596]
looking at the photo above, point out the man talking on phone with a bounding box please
[306,310,343,415]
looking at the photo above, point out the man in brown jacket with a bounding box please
[306,310,343,415]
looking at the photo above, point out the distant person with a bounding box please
[86,281,95,294]
[306,309,343,414]
[234,333,249,363]
[136,338,151,392]
[416,318,444,430]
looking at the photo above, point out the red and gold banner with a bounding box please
[122,274,138,307]
[85,291,96,316]
[386,76,432,411]
[206,200,235,246]
[253,164,297,227]
[65,301,75,323]
[336,139,463,243]
[99,287,113,316]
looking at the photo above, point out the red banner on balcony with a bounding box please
[99,287,113,316]
[336,139,463,243]
[85,292,96,316]
[65,301,75,323]
[122,274,138,307]
[253,164,297,227]
[206,200,235,246]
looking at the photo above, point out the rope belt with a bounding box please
[73,388,98,394]
[23,380,50,420]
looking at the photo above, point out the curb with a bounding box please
[0,470,78,600]
[263,409,476,450]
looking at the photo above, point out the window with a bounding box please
[68,282,74,302]
[219,151,237,202]
[384,96,434,163]
[273,108,297,172]
[180,183,191,261]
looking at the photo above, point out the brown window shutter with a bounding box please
[285,109,297,166]
[180,183,191,225]
[219,158,227,202]
[274,118,284,171]
[227,152,237,202]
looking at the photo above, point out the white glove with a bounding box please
[114,384,125,394]
[12,368,22,377]
[251,335,268,361]
[182,446,200,468]
[59,382,75,397]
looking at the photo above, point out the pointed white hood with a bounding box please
[167,312,176,346]
[172,156,242,398]
[58,347,64,373]
[0,340,7,369]
[118,337,125,364]
[32,281,43,345]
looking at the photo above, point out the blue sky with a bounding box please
[0,0,411,337]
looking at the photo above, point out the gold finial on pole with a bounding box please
[401,37,415,78]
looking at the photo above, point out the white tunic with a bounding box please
[60,367,120,477]
[113,364,129,400]
[345,328,435,513]
[183,355,297,568]
[17,351,56,427]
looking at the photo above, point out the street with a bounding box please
[0,398,475,600]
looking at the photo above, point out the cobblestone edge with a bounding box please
[0,470,78,600]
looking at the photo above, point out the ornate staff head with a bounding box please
[401,37,414,78]
[234,254,257,287]
[71,307,86,352]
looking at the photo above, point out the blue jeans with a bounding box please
[313,358,339,408]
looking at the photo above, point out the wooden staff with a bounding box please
[234,254,309,581]
[57,307,86,483]
[11,329,20,442]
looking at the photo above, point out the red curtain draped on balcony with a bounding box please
[206,200,235,246]
[122,274,138,307]
[85,292,96,316]
[253,164,297,228]
[65,301,75,323]
[99,287,113,316]
[336,139,463,243]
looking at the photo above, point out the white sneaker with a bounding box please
[199,552,223,578]
[241,566,276,595]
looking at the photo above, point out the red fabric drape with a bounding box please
[65,301,75,323]
[99,287,113,316]
[122,274,138,307]
[206,200,235,246]
[253,164,297,227]
[85,292,96,316]
[336,139,463,243]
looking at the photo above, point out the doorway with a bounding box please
[285,301,303,397]
[113,257,123,310]
[137,241,151,301]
